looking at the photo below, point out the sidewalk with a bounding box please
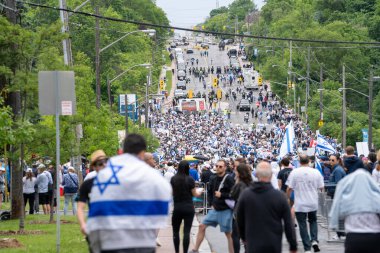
[157,214,212,253]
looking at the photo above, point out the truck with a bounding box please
[177,98,206,112]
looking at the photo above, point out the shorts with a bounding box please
[202,209,233,233]
[39,193,49,205]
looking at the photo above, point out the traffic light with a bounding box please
[217,89,222,99]
[188,89,193,98]
[159,80,164,90]
[258,76,263,86]
[213,77,218,88]
[287,81,292,89]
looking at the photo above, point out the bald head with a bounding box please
[299,154,310,166]
[144,152,156,168]
[256,161,272,182]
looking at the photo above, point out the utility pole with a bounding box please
[59,0,73,66]
[368,66,374,150]
[305,46,310,123]
[145,80,149,128]
[95,5,101,109]
[107,77,112,107]
[125,95,128,135]
[288,41,294,111]
[320,66,323,121]
[342,64,347,149]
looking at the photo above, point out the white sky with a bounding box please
[156,0,265,28]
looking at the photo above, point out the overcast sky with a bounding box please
[156,0,265,28]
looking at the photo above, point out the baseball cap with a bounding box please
[0,167,5,172]
[26,168,33,173]
[90,150,107,166]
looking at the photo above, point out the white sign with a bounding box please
[356,142,369,157]
[61,101,72,115]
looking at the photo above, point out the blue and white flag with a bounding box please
[279,121,296,158]
[87,153,172,233]
[316,134,336,154]
[315,158,324,176]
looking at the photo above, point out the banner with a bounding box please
[279,121,295,158]
[362,128,368,143]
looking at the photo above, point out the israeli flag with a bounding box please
[316,134,336,154]
[315,158,324,176]
[279,121,296,158]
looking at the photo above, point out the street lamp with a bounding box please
[108,63,151,135]
[96,29,156,108]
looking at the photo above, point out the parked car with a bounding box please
[201,43,209,49]
[177,70,186,81]
[174,89,187,99]
[186,49,194,54]
[176,80,186,90]
[237,99,251,111]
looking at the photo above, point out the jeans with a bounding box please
[64,193,77,215]
[172,206,194,253]
[232,218,245,253]
[295,211,318,251]
[23,193,35,214]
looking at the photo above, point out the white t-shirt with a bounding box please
[372,169,380,183]
[286,166,324,212]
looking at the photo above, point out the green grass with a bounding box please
[166,70,173,94]
[0,215,86,253]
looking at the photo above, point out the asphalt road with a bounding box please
[176,38,272,131]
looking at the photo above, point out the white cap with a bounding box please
[26,168,33,173]
[37,164,46,169]
[0,167,5,172]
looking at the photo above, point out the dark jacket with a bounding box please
[236,182,297,253]
[207,173,235,211]
[344,156,364,174]
[200,169,213,184]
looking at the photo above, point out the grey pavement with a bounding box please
[197,213,344,253]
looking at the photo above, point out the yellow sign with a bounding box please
[213,77,218,88]
[258,76,263,86]
[188,89,193,99]
[159,80,164,90]
[217,89,222,99]
[318,120,324,127]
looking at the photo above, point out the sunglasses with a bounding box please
[94,159,108,167]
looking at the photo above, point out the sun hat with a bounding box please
[90,150,107,166]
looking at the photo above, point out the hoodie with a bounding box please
[344,156,365,174]
[236,182,297,253]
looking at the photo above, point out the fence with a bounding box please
[317,184,345,243]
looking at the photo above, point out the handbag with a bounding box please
[218,174,235,209]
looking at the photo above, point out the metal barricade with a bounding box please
[193,182,207,214]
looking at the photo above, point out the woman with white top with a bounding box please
[329,168,380,253]
[23,168,37,214]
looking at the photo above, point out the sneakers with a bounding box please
[188,250,199,253]
[305,251,312,253]
[155,238,161,247]
[312,240,320,252]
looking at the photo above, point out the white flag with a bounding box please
[316,134,336,154]
[279,121,296,158]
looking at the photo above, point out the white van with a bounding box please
[177,59,186,71]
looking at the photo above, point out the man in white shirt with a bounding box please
[287,154,324,253]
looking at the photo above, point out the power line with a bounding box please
[16,1,380,46]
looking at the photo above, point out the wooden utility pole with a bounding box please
[368,67,374,150]
[305,46,310,123]
[95,5,101,109]
[342,64,347,149]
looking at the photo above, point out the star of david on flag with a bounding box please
[316,134,336,154]
[93,161,124,194]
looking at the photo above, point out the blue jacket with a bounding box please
[329,165,346,184]
[329,169,380,230]
[189,168,199,182]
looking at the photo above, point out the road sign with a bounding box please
[217,89,222,99]
[318,120,324,127]
[188,89,193,98]
[119,94,138,121]
[159,80,164,90]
